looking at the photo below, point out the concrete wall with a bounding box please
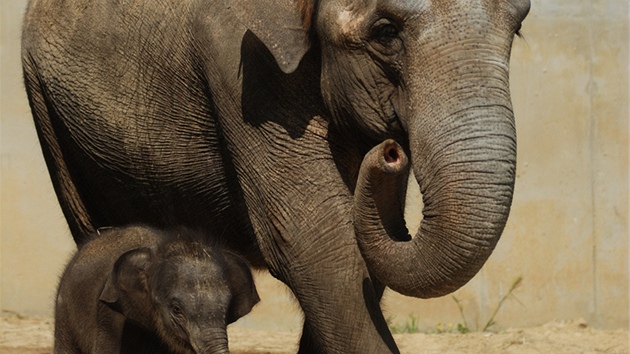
[2,0,628,332]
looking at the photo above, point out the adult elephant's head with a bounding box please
[228,0,530,298]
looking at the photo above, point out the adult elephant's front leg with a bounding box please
[270,205,396,354]
[296,270,390,354]
[243,148,398,353]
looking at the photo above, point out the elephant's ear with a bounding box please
[99,247,152,313]
[226,0,315,74]
[223,251,260,324]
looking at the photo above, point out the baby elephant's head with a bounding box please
[100,240,259,354]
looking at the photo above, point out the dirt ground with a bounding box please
[1,314,628,354]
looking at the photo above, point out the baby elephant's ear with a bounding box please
[226,0,314,74]
[99,247,153,311]
[223,252,260,324]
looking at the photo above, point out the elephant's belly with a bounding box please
[61,121,263,265]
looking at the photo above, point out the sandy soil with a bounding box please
[1,314,627,354]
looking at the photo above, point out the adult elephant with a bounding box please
[22,0,529,352]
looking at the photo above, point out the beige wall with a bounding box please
[1,0,628,332]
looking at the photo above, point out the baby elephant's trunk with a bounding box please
[191,328,229,354]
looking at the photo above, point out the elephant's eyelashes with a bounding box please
[169,299,185,318]
[372,22,398,43]
[369,18,403,56]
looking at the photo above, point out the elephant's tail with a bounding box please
[22,52,97,248]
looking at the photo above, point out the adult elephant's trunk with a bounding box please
[355,117,515,299]
[354,29,517,297]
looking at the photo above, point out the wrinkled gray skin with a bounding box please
[23,0,529,352]
[353,140,416,289]
[54,226,259,354]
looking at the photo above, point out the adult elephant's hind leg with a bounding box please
[22,59,96,245]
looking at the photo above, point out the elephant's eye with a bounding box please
[371,20,400,44]
[169,299,184,318]
[375,24,397,42]
[369,19,403,55]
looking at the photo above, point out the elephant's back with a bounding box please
[21,0,257,255]
[21,0,210,153]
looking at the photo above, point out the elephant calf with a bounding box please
[54,225,259,354]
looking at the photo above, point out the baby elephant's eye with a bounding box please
[170,300,184,317]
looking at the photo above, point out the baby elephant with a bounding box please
[54,225,259,354]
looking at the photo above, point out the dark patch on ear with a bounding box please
[226,0,315,73]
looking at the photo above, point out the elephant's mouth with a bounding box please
[384,90,413,146]
[390,109,407,139]
[371,106,408,150]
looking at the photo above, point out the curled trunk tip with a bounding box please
[353,133,515,298]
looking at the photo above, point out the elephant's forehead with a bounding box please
[336,0,502,20]
[158,257,224,285]
[337,0,430,17]
[178,259,222,277]
[380,0,431,13]
[334,0,435,32]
